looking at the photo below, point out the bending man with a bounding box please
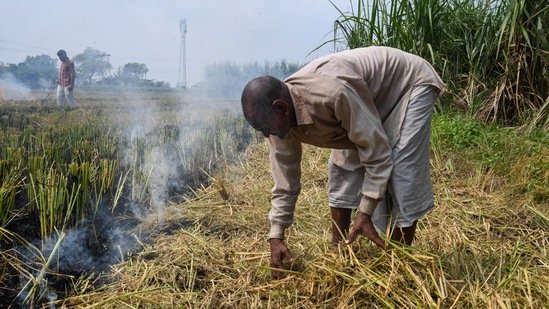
[241,47,446,279]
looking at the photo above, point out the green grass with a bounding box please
[431,113,549,201]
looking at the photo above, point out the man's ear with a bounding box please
[272,99,288,114]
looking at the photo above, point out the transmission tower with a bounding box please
[177,19,187,89]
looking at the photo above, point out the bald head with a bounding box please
[241,76,286,129]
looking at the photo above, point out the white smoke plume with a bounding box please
[117,92,188,224]
[0,72,32,100]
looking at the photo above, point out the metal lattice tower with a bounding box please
[177,19,187,88]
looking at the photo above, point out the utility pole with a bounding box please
[177,19,187,89]
[106,53,111,76]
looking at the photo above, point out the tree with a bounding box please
[0,55,57,89]
[72,47,112,85]
[203,60,302,98]
[121,63,148,79]
[0,63,18,78]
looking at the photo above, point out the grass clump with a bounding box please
[431,113,549,201]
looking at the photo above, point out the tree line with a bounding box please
[0,47,170,89]
[201,59,303,98]
[1,44,302,95]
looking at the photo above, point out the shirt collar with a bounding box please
[286,83,313,125]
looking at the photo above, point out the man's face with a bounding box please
[250,109,291,139]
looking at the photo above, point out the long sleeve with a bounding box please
[266,135,302,239]
[59,60,76,86]
[67,61,76,85]
[333,79,393,201]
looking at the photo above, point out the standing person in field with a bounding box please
[56,49,77,108]
[241,46,446,279]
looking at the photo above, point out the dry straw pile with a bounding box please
[60,138,548,308]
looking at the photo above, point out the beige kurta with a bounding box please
[267,46,446,240]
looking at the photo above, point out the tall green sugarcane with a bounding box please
[326,0,549,128]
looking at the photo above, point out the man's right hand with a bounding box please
[345,212,386,250]
[269,238,295,279]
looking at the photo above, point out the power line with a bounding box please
[0,39,178,63]
[0,39,55,54]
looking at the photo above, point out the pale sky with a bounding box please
[0,0,350,87]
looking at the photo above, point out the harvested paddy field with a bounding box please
[1,88,547,308]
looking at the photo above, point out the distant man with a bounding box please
[56,49,76,108]
[241,47,446,278]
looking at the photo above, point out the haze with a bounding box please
[0,0,347,87]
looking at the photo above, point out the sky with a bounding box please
[0,0,351,87]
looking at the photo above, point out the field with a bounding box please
[0,88,547,308]
[0,88,253,307]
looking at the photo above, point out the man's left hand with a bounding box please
[345,212,386,250]
[68,85,74,91]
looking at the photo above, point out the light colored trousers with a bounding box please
[56,85,77,107]
[328,85,436,234]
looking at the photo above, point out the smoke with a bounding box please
[117,90,243,225]
[118,97,183,224]
[0,72,33,100]
[144,145,182,223]
[15,209,143,307]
